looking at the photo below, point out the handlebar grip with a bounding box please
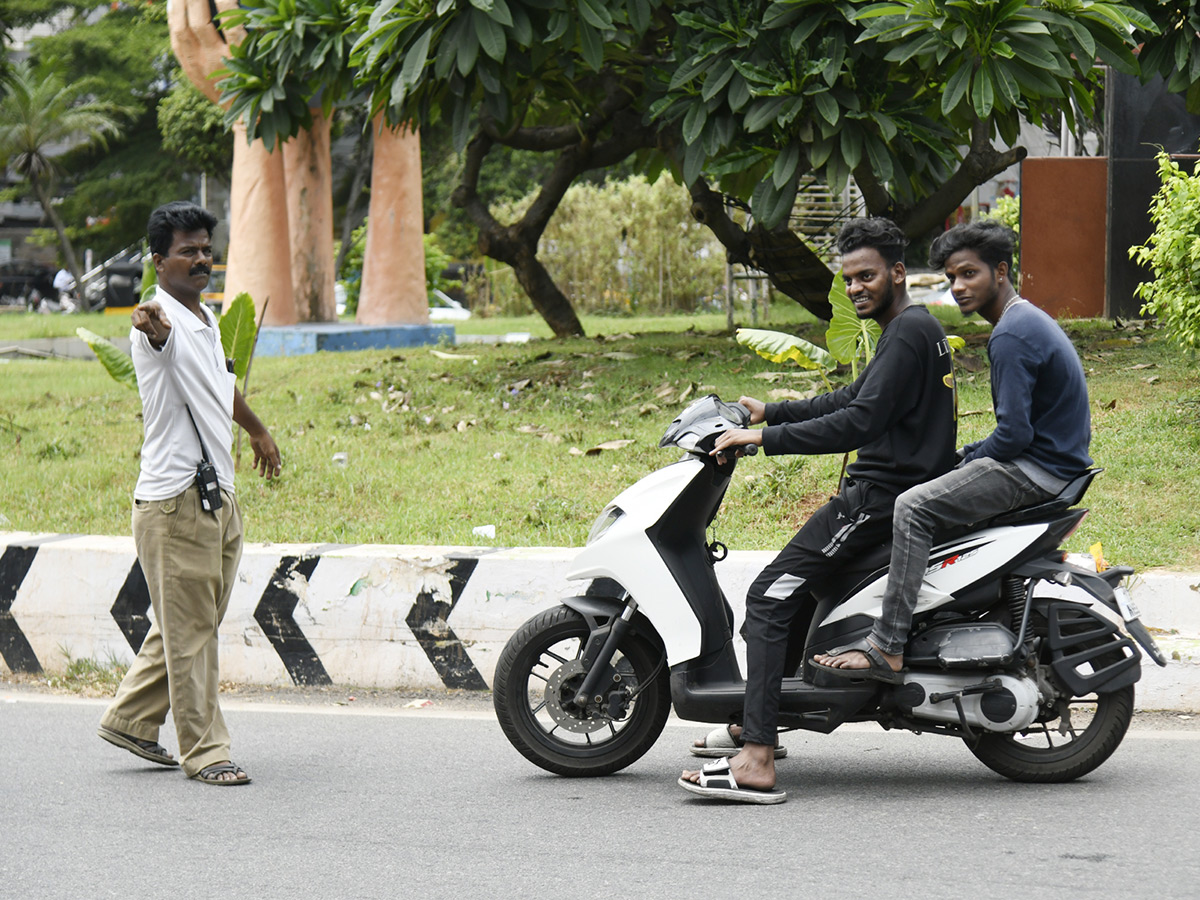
[743,444,759,456]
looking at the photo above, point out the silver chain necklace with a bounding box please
[999,296,1023,320]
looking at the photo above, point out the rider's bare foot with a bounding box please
[681,744,777,791]
[813,640,902,674]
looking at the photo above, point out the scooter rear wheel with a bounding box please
[493,605,671,777]
[967,610,1135,783]
[966,684,1133,783]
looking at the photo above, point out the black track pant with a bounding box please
[740,478,897,746]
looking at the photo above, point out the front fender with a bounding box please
[560,596,665,654]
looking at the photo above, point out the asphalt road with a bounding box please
[2,687,1198,900]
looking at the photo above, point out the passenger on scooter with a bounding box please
[813,220,1092,683]
[681,217,957,803]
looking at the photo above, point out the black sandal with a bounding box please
[193,761,251,786]
[97,726,179,767]
[811,638,906,684]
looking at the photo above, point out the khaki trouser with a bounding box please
[101,485,243,776]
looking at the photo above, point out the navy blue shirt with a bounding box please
[961,300,1092,483]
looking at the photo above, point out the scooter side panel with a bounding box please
[820,523,1050,625]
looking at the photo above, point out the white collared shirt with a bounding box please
[132,286,237,500]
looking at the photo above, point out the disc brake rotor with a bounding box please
[544,659,611,734]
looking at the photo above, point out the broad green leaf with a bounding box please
[972,66,995,119]
[701,60,736,102]
[475,9,507,62]
[727,73,750,111]
[773,142,800,190]
[788,13,826,52]
[456,24,480,75]
[682,103,707,146]
[940,63,971,116]
[736,328,835,372]
[751,167,799,230]
[814,90,839,126]
[578,0,614,31]
[219,292,258,380]
[487,0,514,27]
[579,22,604,71]
[140,256,158,304]
[744,97,787,133]
[77,328,138,391]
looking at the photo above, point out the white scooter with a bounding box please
[493,395,1166,781]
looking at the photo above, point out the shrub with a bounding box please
[986,194,1020,272]
[484,175,727,316]
[1129,151,1200,349]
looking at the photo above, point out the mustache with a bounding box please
[189,264,211,277]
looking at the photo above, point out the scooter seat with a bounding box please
[987,469,1099,527]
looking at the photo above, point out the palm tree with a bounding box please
[0,62,128,307]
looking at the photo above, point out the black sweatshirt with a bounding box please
[761,305,957,495]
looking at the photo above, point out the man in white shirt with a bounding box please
[98,201,281,786]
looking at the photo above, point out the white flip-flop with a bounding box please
[690,724,787,759]
[677,757,787,805]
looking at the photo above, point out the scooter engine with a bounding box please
[895,671,1041,732]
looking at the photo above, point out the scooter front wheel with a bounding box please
[493,605,671,777]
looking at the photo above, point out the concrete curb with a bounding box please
[2,531,1197,710]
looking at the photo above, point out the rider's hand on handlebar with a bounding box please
[738,396,766,425]
[711,428,763,462]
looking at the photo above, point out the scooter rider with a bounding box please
[680,217,957,803]
[814,219,1092,683]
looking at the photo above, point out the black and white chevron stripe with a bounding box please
[0,542,489,690]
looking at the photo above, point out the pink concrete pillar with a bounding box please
[358,120,428,325]
[224,121,296,325]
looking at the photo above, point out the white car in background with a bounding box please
[428,289,471,321]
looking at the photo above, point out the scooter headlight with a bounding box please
[587,505,624,545]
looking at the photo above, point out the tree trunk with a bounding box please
[30,174,85,307]
[745,225,834,321]
[282,110,337,322]
[689,178,833,320]
[452,133,585,338]
[513,248,584,338]
[334,127,373,277]
[478,226,583,338]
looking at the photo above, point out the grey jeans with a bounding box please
[869,457,1054,655]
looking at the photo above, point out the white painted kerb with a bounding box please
[1,532,1196,710]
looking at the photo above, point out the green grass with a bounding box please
[1,309,1196,569]
[42,651,128,696]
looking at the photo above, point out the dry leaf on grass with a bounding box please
[768,388,816,401]
[430,350,475,361]
[586,439,635,455]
